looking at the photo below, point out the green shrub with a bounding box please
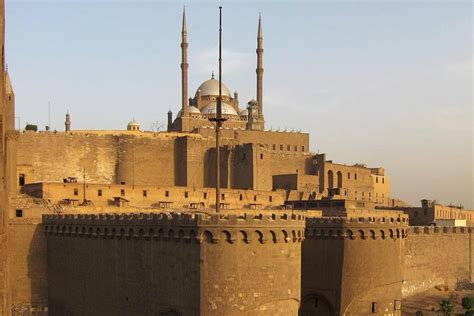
[463,297,474,311]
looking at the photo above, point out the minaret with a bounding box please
[65,111,71,132]
[256,13,264,125]
[181,7,189,117]
[167,109,173,131]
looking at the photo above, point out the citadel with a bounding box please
[0,4,473,316]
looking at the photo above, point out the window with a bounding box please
[221,193,225,201]
[355,173,357,180]
[143,190,147,197]
[19,174,25,186]
[16,209,23,218]
[98,189,102,197]
[121,182,125,185]
[294,145,297,151]
[302,146,305,152]
[376,177,379,183]
[269,196,273,202]
[280,145,283,151]
[239,194,243,201]
[287,145,290,151]
[120,189,125,197]
[73,188,78,196]
[260,153,263,159]
[272,144,276,150]
[203,192,207,199]
[348,172,350,179]
[362,192,365,196]
[371,302,377,313]
[184,191,189,198]
[253,195,257,201]
[382,178,385,184]
[165,190,169,197]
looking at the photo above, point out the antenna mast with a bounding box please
[209,6,227,213]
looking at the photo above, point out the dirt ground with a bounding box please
[402,287,474,315]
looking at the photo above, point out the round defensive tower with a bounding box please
[301,215,408,316]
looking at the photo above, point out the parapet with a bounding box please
[43,212,306,244]
[408,226,472,236]
[305,216,409,240]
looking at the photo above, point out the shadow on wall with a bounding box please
[27,224,48,315]
[299,293,335,316]
[10,223,48,315]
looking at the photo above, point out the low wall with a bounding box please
[403,226,473,297]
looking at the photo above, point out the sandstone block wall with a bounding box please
[8,219,48,314]
[302,216,408,316]
[43,212,305,316]
[403,226,473,297]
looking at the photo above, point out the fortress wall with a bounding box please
[268,151,310,177]
[302,217,408,316]
[115,135,176,186]
[8,220,48,314]
[18,132,119,184]
[403,226,473,298]
[22,183,286,210]
[43,212,305,316]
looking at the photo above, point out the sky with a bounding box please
[5,0,473,208]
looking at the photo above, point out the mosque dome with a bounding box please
[201,101,238,116]
[196,78,231,98]
[239,108,249,117]
[177,106,201,117]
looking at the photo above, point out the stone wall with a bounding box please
[8,219,48,315]
[43,212,305,316]
[403,226,473,297]
[301,216,408,316]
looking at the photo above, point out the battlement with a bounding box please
[408,226,472,236]
[305,216,409,240]
[43,212,306,244]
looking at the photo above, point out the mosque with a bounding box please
[168,9,265,133]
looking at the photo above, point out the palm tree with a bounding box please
[438,299,454,316]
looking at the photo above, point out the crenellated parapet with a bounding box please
[408,225,472,235]
[43,212,306,244]
[305,216,409,240]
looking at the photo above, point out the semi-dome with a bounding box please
[177,106,201,117]
[239,108,249,117]
[196,78,231,98]
[201,101,238,116]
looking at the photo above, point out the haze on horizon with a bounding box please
[5,1,473,208]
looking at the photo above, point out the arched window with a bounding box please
[328,170,334,189]
[337,171,342,188]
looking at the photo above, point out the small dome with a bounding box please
[195,78,231,98]
[188,106,201,114]
[201,101,238,116]
[239,108,249,117]
[127,120,140,131]
[177,106,201,117]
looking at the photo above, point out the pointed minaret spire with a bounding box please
[181,6,189,117]
[256,13,264,127]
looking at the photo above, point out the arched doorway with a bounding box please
[327,170,334,189]
[299,294,335,316]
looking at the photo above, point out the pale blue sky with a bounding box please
[5,0,473,208]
